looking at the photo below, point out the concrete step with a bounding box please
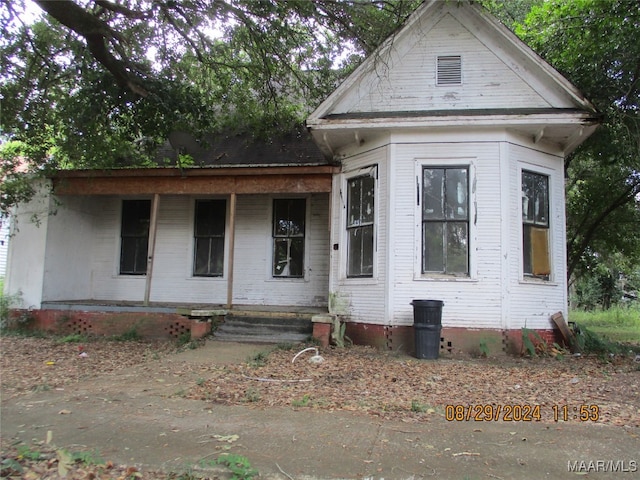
[214,314,313,344]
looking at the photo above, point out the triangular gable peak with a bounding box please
[308,0,598,155]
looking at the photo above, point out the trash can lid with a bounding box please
[411,299,444,307]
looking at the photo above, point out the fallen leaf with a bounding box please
[57,449,74,477]
[213,434,239,443]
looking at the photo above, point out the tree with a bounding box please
[0,0,420,217]
[512,0,640,296]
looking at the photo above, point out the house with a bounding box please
[5,0,599,354]
[0,217,8,278]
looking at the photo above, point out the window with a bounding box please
[422,167,469,275]
[347,174,375,277]
[272,198,305,277]
[522,171,550,280]
[120,199,150,275]
[193,199,226,276]
[437,55,462,85]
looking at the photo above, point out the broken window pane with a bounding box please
[273,199,305,277]
[522,171,550,279]
[522,171,548,226]
[445,168,468,220]
[360,176,375,224]
[273,238,304,277]
[347,177,362,226]
[273,198,305,237]
[347,174,375,277]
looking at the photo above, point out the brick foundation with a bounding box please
[9,309,212,341]
[312,322,331,348]
[345,322,563,356]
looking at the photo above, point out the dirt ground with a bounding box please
[1,335,639,479]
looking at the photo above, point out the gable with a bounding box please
[307,0,598,156]
[310,1,595,120]
[328,12,550,114]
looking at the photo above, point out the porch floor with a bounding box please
[39,300,328,318]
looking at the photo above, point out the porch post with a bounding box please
[144,193,160,306]
[226,192,237,308]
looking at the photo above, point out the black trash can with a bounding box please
[414,323,442,359]
[411,300,443,359]
[411,299,443,324]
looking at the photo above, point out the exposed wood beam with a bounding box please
[52,172,334,195]
[226,193,237,309]
[144,194,160,305]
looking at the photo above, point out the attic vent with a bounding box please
[437,55,462,85]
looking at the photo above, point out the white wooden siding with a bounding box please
[82,197,145,301]
[147,195,229,304]
[390,137,504,328]
[330,12,549,115]
[329,129,569,331]
[329,145,389,323]
[42,196,95,301]
[233,194,329,306]
[0,217,8,278]
[4,181,52,308]
[34,193,330,307]
[232,193,330,307]
[506,141,568,329]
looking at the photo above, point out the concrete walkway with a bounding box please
[2,341,638,479]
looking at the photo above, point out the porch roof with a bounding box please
[51,164,339,195]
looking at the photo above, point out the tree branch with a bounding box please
[34,0,148,96]
[567,182,639,279]
[94,0,150,20]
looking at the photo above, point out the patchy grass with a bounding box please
[570,306,640,345]
[0,440,227,479]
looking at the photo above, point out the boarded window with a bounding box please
[120,199,150,275]
[273,198,305,277]
[193,199,226,276]
[422,167,469,275]
[437,55,462,85]
[522,171,550,279]
[347,174,375,277]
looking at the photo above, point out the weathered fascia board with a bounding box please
[51,166,339,195]
[307,111,599,130]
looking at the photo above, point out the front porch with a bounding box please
[25,301,329,343]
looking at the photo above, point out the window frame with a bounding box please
[420,165,470,276]
[345,168,376,279]
[119,199,151,276]
[414,159,476,281]
[271,197,307,278]
[521,169,551,281]
[192,198,227,278]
